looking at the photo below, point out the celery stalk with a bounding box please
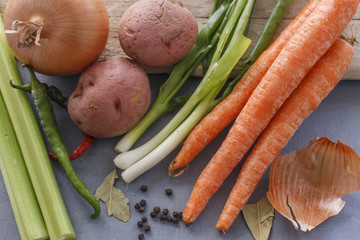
[0,17,75,239]
[0,93,48,240]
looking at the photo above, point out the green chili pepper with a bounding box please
[11,65,100,219]
[11,80,68,109]
[46,85,68,109]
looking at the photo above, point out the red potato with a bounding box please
[67,57,151,138]
[118,0,198,67]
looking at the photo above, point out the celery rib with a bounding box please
[0,17,75,240]
[0,92,48,240]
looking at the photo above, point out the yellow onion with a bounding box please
[4,0,109,76]
[267,137,360,232]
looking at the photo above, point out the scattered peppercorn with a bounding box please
[137,221,144,228]
[178,212,183,219]
[165,188,173,196]
[140,199,146,207]
[167,216,173,222]
[173,218,179,224]
[150,212,157,218]
[141,216,147,223]
[140,185,148,192]
[153,206,160,213]
[172,211,179,218]
[139,207,145,212]
[134,203,140,209]
[158,214,166,220]
[138,233,144,239]
[162,209,169,215]
[144,225,151,232]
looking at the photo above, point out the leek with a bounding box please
[0,17,75,239]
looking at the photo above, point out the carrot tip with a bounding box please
[168,165,188,177]
[216,223,228,233]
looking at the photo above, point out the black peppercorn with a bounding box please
[139,207,145,212]
[162,209,169,215]
[134,203,140,209]
[144,225,151,232]
[153,206,160,213]
[158,214,166,220]
[167,216,173,222]
[141,216,147,223]
[173,218,179,224]
[178,212,183,218]
[137,221,143,228]
[150,212,157,218]
[172,211,179,218]
[165,188,173,196]
[138,233,144,239]
[140,199,146,207]
[140,185,148,192]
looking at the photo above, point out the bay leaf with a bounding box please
[242,197,274,240]
[95,168,130,222]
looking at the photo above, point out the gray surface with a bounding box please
[1,69,360,240]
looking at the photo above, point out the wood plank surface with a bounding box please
[1,0,359,79]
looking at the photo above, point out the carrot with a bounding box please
[182,0,359,225]
[216,38,354,232]
[168,0,320,176]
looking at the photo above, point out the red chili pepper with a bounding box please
[48,152,58,161]
[49,131,94,161]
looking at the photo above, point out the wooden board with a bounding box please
[1,0,360,79]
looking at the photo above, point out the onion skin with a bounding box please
[268,137,360,232]
[4,0,109,76]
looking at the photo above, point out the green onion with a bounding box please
[115,0,233,153]
[115,0,254,182]
[0,17,75,239]
[211,0,227,15]
[121,33,251,183]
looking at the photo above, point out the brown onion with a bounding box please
[4,0,109,76]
